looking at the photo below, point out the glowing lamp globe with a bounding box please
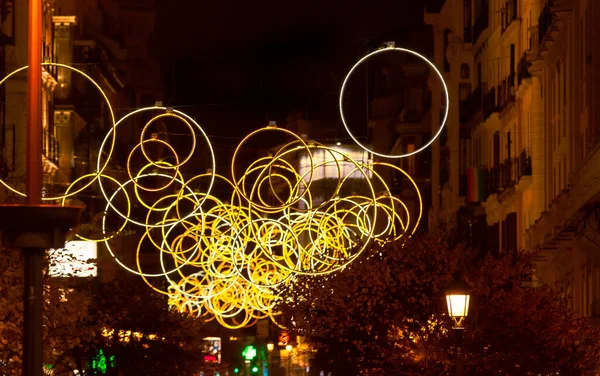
[445,279,472,329]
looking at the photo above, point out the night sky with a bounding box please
[152,1,444,141]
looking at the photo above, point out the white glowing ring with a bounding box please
[339,46,449,159]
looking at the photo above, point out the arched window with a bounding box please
[460,63,470,80]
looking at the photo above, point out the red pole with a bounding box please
[26,0,42,204]
[24,1,43,376]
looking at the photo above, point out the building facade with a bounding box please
[0,0,59,200]
[0,0,164,283]
[0,0,162,200]
[425,0,600,317]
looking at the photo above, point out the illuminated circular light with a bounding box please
[339,46,449,159]
[1,63,424,329]
[231,126,314,211]
[0,63,116,199]
[139,112,197,168]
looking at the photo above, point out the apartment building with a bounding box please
[425,0,600,316]
[0,0,60,201]
[0,0,162,199]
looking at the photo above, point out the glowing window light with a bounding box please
[203,337,222,363]
[48,241,97,277]
[298,146,373,182]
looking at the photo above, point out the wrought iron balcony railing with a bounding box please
[538,0,555,46]
[42,129,60,167]
[459,85,483,125]
[483,86,498,121]
[517,52,531,85]
[501,0,518,33]
[498,73,516,112]
[473,1,489,43]
[487,149,532,193]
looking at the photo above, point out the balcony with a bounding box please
[517,52,531,86]
[0,0,15,45]
[519,148,533,177]
[501,0,518,33]
[43,129,60,167]
[473,1,490,43]
[483,86,498,121]
[459,85,483,125]
[0,123,15,173]
[538,0,555,47]
[498,73,516,113]
[487,149,532,193]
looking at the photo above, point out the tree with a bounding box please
[277,233,600,375]
[75,274,209,376]
[0,246,210,376]
[0,247,94,375]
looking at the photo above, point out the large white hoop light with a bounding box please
[339,46,450,159]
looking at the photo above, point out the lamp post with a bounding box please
[285,345,293,376]
[445,278,471,376]
[266,343,274,376]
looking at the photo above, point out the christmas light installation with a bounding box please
[339,45,449,159]
[0,44,438,329]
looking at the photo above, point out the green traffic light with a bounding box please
[234,367,239,373]
[252,366,259,373]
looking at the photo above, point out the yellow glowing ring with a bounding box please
[0,63,116,199]
[139,112,197,168]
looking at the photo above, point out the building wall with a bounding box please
[426,0,600,317]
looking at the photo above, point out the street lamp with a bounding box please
[445,278,471,329]
[445,278,471,376]
[266,343,274,376]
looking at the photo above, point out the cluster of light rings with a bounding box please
[1,46,447,329]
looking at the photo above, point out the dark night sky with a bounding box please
[152,0,444,141]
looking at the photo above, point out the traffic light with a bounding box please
[233,367,239,374]
[251,366,259,373]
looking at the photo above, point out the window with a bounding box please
[493,132,500,167]
[460,63,470,79]
[406,144,415,175]
[562,55,567,137]
[506,131,512,160]
[510,44,515,77]
[563,158,567,190]
[459,83,471,102]
[554,167,557,198]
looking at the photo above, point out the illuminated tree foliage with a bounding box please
[0,247,208,376]
[0,247,94,376]
[80,274,209,376]
[277,233,600,375]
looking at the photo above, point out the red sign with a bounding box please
[278,331,290,346]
